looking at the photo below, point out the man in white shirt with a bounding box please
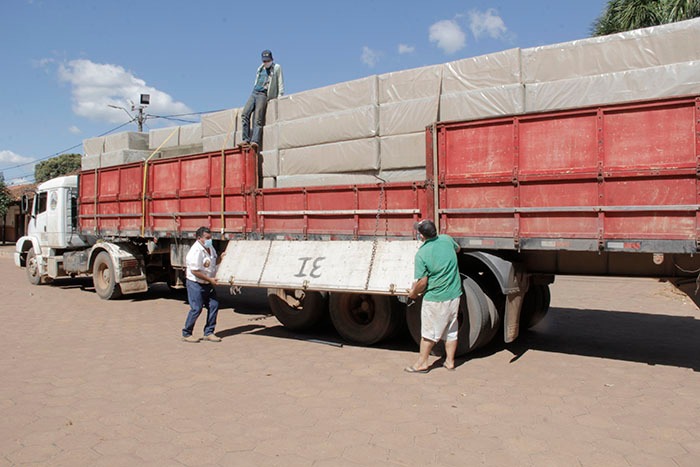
[182,227,225,342]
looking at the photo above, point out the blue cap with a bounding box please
[261,50,273,62]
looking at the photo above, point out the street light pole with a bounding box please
[107,94,150,133]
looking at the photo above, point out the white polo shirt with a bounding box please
[185,240,218,284]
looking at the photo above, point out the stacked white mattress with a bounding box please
[84,18,700,183]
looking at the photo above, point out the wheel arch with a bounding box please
[15,236,42,267]
[87,242,144,284]
[460,251,521,295]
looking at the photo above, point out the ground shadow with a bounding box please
[503,306,700,371]
[48,276,700,370]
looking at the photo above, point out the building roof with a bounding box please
[7,183,37,202]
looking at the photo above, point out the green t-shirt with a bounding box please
[414,234,462,302]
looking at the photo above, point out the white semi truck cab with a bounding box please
[15,175,148,298]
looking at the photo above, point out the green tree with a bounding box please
[34,153,82,184]
[593,0,700,35]
[0,173,12,245]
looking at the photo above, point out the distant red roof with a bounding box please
[7,183,37,202]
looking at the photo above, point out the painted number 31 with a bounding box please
[295,257,325,278]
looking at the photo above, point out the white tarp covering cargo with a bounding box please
[277,76,378,121]
[440,84,526,123]
[83,136,105,157]
[522,18,700,83]
[216,240,419,295]
[260,150,279,177]
[442,48,522,92]
[379,97,438,136]
[277,106,379,149]
[378,169,427,183]
[379,132,426,170]
[201,108,242,137]
[82,149,153,170]
[149,127,180,149]
[525,61,700,113]
[178,123,202,146]
[378,65,441,103]
[276,173,380,188]
[104,132,148,153]
[279,137,379,175]
[202,133,241,152]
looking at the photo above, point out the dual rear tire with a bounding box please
[405,276,502,357]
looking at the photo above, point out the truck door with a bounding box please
[45,188,64,247]
[31,190,49,247]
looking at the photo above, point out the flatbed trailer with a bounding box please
[16,95,700,355]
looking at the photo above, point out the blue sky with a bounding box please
[0,0,607,185]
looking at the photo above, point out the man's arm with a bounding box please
[408,276,428,300]
[277,64,285,96]
[191,269,216,285]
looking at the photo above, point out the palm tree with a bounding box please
[592,0,700,36]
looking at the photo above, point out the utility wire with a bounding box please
[0,119,136,172]
[1,107,224,173]
[149,114,198,124]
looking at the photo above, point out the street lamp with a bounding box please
[107,93,150,132]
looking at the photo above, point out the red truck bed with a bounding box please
[79,95,699,254]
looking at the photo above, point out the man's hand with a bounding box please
[408,277,428,300]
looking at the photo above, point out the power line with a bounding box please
[0,119,136,172]
[148,114,198,124]
[0,107,225,173]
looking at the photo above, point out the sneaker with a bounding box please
[181,335,200,343]
[203,334,222,342]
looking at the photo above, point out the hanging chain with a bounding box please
[374,183,386,238]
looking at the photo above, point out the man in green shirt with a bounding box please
[405,219,462,373]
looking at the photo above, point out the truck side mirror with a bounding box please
[21,194,30,214]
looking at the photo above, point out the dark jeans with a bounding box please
[241,91,268,145]
[182,279,219,337]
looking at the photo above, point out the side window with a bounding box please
[36,192,48,214]
[71,192,78,229]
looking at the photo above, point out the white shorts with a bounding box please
[421,297,460,342]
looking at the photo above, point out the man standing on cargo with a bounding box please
[241,49,285,150]
[405,219,462,373]
[182,227,225,343]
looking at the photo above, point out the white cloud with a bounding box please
[468,9,508,39]
[0,150,34,165]
[429,19,466,54]
[57,59,191,124]
[68,125,81,134]
[361,46,380,68]
[398,44,415,54]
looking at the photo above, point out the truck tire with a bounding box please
[25,248,42,286]
[520,284,551,330]
[473,277,503,348]
[329,293,398,345]
[267,289,328,331]
[405,277,492,356]
[93,251,122,300]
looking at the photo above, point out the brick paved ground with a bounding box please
[1,253,699,466]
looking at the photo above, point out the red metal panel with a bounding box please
[443,120,513,178]
[519,113,598,174]
[604,103,695,170]
[442,184,515,237]
[437,95,700,246]
[519,181,599,237]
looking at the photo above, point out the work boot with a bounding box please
[181,335,200,343]
[202,334,222,342]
